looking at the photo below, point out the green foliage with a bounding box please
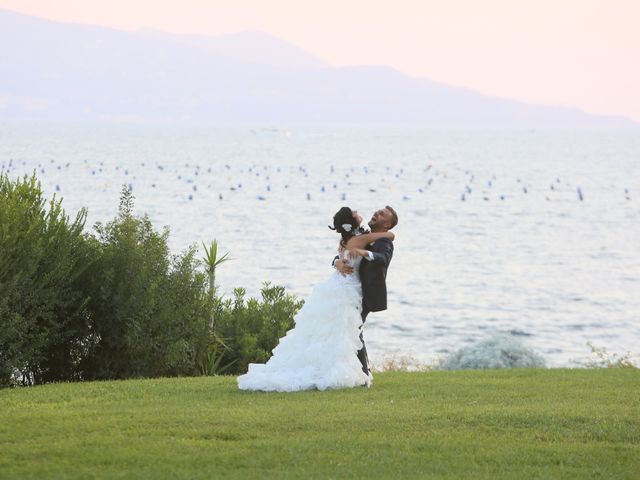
[201,239,230,293]
[197,333,236,376]
[1,370,639,478]
[79,187,302,379]
[0,173,92,386]
[1,175,302,386]
[80,187,216,380]
[214,283,303,374]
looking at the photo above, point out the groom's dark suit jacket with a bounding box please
[360,238,394,313]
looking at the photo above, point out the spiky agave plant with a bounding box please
[202,239,230,294]
[198,333,237,376]
[199,240,233,375]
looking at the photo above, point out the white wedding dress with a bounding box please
[237,252,370,392]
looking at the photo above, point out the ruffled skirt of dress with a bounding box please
[237,274,370,392]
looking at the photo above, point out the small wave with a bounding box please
[509,329,532,337]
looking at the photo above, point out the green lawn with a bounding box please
[1,370,638,479]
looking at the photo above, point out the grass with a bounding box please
[1,370,639,479]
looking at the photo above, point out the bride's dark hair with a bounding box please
[328,206,359,247]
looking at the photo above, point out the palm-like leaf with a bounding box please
[202,239,230,292]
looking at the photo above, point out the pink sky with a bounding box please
[2,0,639,121]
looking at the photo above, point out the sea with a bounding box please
[2,122,639,367]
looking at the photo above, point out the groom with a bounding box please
[334,206,398,380]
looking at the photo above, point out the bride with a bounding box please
[237,206,395,392]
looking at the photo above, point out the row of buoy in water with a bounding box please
[46,180,620,203]
[2,159,633,203]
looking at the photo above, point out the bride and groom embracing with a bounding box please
[237,205,398,392]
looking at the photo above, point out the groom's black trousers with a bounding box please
[358,306,371,375]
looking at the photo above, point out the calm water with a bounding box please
[2,123,639,367]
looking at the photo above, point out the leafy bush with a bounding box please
[1,175,302,387]
[0,173,92,386]
[214,284,303,374]
[79,187,217,380]
[440,335,546,370]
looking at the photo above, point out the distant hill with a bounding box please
[0,8,635,127]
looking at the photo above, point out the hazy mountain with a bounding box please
[0,8,635,127]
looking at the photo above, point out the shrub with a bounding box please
[214,284,303,374]
[440,335,546,370]
[0,173,92,386]
[1,175,303,387]
[79,188,217,380]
